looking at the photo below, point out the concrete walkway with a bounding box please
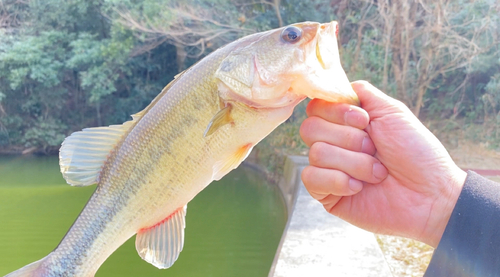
[269,156,393,277]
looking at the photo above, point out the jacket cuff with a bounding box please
[425,171,500,276]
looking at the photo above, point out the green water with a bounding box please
[0,155,287,276]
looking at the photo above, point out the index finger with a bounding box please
[306,99,369,129]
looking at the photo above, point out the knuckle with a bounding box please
[392,99,410,112]
[308,142,329,165]
[299,117,315,138]
[344,131,355,150]
[317,194,331,203]
[342,129,363,152]
[305,99,318,115]
[301,166,314,185]
[357,156,380,183]
[352,80,370,90]
[300,117,324,145]
[324,203,337,215]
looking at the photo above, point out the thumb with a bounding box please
[351,80,407,119]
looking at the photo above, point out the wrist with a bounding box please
[424,167,467,248]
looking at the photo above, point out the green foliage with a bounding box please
[0,115,22,147]
[0,0,499,158]
[0,0,177,151]
[22,117,67,149]
[0,31,68,89]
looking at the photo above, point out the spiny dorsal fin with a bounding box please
[135,205,188,269]
[60,70,190,186]
[174,70,185,79]
[132,70,187,121]
[59,120,135,186]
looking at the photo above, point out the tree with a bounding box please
[0,0,176,152]
[0,0,499,153]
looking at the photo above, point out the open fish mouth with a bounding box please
[290,21,359,106]
[315,22,339,70]
[316,40,326,69]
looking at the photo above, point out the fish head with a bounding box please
[215,21,359,108]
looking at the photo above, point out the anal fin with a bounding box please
[135,205,187,269]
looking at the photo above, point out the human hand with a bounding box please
[300,81,467,247]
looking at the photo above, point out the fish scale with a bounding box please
[42,43,234,275]
[6,21,359,277]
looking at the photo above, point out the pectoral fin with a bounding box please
[135,205,187,269]
[212,143,253,180]
[203,105,233,137]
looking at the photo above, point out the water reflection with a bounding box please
[0,156,286,276]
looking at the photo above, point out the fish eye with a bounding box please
[281,26,302,44]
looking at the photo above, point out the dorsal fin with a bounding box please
[135,205,187,269]
[59,70,189,187]
[132,70,187,121]
[59,120,136,186]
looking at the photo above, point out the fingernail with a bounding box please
[344,108,354,126]
[373,162,388,180]
[344,107,362,127]
[349,178,363,192]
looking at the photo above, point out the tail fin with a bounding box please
[4,257,47,277]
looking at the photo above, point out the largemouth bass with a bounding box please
[6,21,358,277]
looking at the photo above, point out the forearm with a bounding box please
[425,171,500,276]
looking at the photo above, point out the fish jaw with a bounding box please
[214,21,359,109]
[291,21,359,106]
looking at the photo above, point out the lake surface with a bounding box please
[0,155,287,276]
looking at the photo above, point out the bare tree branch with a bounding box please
[113,2,255,68]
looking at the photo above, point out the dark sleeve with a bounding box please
[424,171,500,277]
